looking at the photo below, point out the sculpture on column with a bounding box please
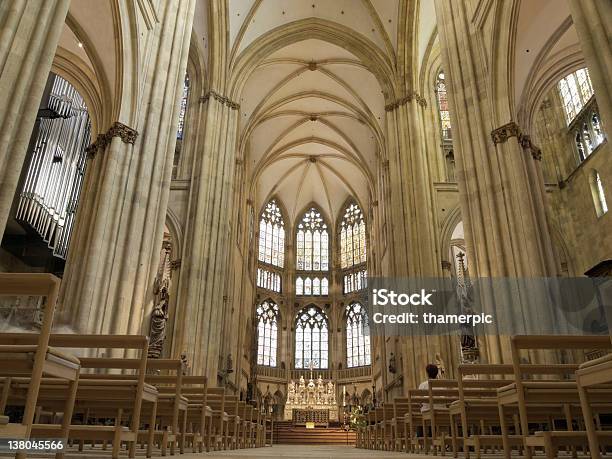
[148,239,172,358]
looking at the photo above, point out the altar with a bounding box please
[284,374,339,423]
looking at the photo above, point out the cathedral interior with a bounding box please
[0,0,611,457]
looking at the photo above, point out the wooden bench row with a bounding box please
[0,273,271,458]
[357,335,612,459]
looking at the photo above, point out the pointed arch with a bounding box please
[295,204,330,272]
[256,299,280,367]
[294,305,329,369]
[345,302,371,368]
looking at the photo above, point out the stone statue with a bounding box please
[307,377,316,405]
[288,380,296,404]
[148,278,169,358]
[327,380,335,404]
[297,376,306,404]
[388,352,397,374]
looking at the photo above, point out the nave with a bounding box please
[1,0,612,458]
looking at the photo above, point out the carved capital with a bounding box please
[491,122,520,144]
[385,92,427,111]
[108,121,138,144]
[200,90,240,110]
[85,122,138,157]
[518,134,543,161]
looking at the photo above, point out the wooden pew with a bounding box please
[79,358,186,456]
[500,335,612,459]
[0,273,80,459]
[577,350,612,459]
[421,379,462,455]
[205,387,229,450]
[404,389,428,454]
[451,364,523,458]
[5,334,156,459]
[174,375,210,452]
[391,397,410,452]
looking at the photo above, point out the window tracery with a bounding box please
[296,207,329,271]
[258,199,285,268]
[256,300,279,367]
[346,302,371,368]
[294,306,329,369]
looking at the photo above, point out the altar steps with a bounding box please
[274,421,356,445]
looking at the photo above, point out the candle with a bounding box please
[342,385,346,406]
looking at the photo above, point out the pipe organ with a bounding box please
[16,74,91,259]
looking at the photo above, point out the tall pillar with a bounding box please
[59,0,196,337]
[0,0,70,235]
[434,0,558,363]
[385,94,449,389]
[172,92,240,381]
[567,0,612,133]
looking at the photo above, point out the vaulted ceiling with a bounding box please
[231,1,404,225]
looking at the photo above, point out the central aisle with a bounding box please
[198,444,428,458]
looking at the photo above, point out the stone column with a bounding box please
[59,1,196,339]
[385,94,451,389]
[567,0,612,133]
[435,0,558,363]
[0,0,70,235]
[172,93,240,381]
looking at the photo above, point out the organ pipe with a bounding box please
[16,74,91,259]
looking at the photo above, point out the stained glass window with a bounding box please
[558,68,594,124]
[295,276,328,296]
[594,171,608,217]
[256,300,279,367]
[257,268,281,292]
[294,306,329,369]
[343,270,367,294]
[177,74,190,139]
[346,302,371,368]
[296,207,328,271]
[258,199,285,267]
[436,72,452,140]
[340,203,366,269]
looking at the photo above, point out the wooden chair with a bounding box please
[405,389,428,454]
[79,357,186,456]
[21,334,156,459]
[577,350,612,459]
[501,335,612,459]
[451,364,522,458]
[391,397,410,452]
[206,387,229,450]
[176,375,210,452]
[0,273,80,459]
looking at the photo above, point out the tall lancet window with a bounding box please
[346,302,371,368]
[173,74,190,179]
[340,202,366,268]
[256,300,279,367]
[294,306,329,369]
[436,71,452,141]
[176,74,190,140]
[592,171,608,217]
[258,199,285,267]
[340,202,367,294]
[558,68,594,124]
[16,74,91,259]
[296,207,329,271]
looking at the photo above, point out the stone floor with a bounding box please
[196,445,417,458]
